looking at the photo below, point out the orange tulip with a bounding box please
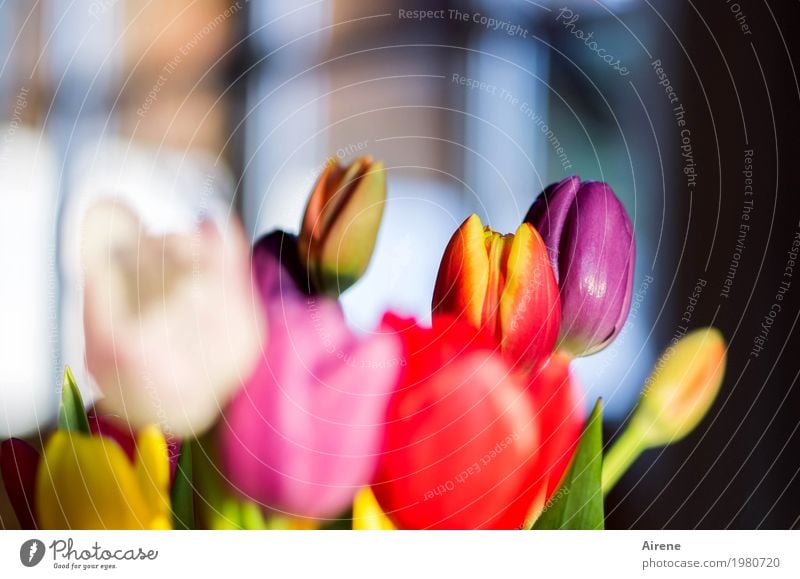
[298,156,386,295]
[432,214,560,369]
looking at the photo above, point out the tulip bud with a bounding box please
[634,327,727,445]
[432,214,560,369]
[602,327,726,492]
[526,177,634,357]
[298,156,386,295]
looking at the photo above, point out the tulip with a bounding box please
[298,156,386,295]
[526,177,634,357]
[88,411,181,480]
[36,425,171,529]
[0,438,39,529]
[352,487,395,530]
[81,200,265,438]
[432,214,560,370]
[371,315,583,530]
[218,236,402,519]
[602,327,727,493]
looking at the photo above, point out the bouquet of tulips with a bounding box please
[0,157,726,530]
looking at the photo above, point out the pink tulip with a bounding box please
[219,234,403,519]
[82,201,265,438]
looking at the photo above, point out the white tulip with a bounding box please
[81,200,265,438]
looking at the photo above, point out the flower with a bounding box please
[432,214,560,369]
[0,438,39,529]
[371,316,582,529]
[81,200,265,438]
[88,411,181,480]
[36,425,171,529]
[525,177,634,357]
[352,487,395,530]
[298,156,387,295]
[218,235,403,519]
[601,327,727,492]
[633,327,727,446]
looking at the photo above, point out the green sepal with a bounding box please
[58,366,91,434]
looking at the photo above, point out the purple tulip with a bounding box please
[525,176,635,357]
[218,234,403,519]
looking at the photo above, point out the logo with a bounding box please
[20,539,46,567]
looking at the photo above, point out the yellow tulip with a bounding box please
[352,487,395,530]
[635,327,727,445]
[37,426,171,529]
[602,327,727,493]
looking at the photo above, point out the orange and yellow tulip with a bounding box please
[298,156,386,295]
[432,214,560,369]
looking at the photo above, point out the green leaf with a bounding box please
[192,437,269,530]
[533,398,605,530]
[171,442,195,530]
[58,366,90,434]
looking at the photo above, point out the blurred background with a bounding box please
[0,0,798,528]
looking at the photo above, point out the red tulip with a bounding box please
[432,214,560,370]
[371,316,582,529]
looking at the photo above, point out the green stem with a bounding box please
[171,440,194,529]
[602,420,647,495]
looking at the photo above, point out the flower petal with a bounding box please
[37,432,153,529]
[432,214,490,328]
